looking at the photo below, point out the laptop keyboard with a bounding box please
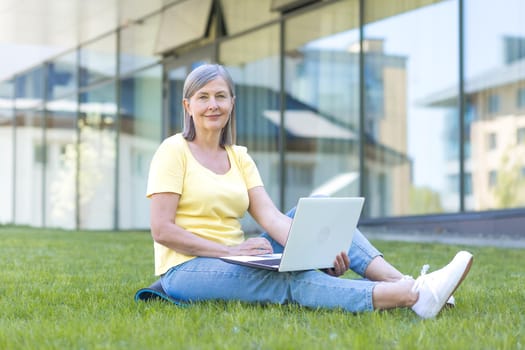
[256,258,281,266]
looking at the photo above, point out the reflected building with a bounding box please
[422,36,525,211]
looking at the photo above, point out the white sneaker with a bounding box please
[402,275,455,307]
[411,251,473,319]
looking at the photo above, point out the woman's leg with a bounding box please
[161,256,417,312]
[161,257,380,312]
[372,279,419,309]
[350,228,406,282]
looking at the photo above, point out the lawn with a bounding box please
[0,226,523,350]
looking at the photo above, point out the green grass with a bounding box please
[0,226,523,350]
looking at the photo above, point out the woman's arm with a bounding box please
[247,186,293,246]
[150,192,272,257]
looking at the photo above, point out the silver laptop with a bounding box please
[220,197,364,272]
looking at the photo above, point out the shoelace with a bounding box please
[412,264,439,302]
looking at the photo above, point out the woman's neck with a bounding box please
[191,132,223,152]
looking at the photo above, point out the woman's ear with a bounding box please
[183,98,191,114]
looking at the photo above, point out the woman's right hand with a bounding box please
[228,237,273,256]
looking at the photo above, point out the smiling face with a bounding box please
[183,77,235,138]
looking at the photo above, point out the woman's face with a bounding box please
[183,77,234,137]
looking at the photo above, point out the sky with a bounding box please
[0,43,63,80]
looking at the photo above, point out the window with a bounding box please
[48,51,77,99]
[283,0,361,211]
[364,0,459,215]
[33,144,45,164]
[464,173,472,195]
[286,163,314,187]
[466,0,525,211]
[488,170,498,188]
[518,87,525,109]
[517,127,525,144]
[448,174,459,193]
[118,66,162,229]
[487,132,497,150]
[487,94,500,114]
[80,34,116,86]
[221,0,279,35]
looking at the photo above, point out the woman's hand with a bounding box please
[322,252,350,277]
[228,237,273,256]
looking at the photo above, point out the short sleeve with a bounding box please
[146,135,186,197]
[232,145,264,189]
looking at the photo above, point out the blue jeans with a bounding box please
[161,206,383,312]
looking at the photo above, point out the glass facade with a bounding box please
[14,67,45,226]
[283,0,360,211]
[119,12,162,75]
[119,66,163,229]
[464,0,525,210]
[78,82,117,230]
[80,33,117,86]
[1,0,524,229]
[0,79,14,224]
[45,51,79,229]
[364,0,459,216]
[45,93,78,229]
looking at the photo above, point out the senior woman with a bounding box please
[146,63,473,318]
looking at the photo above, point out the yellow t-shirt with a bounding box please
[146,133,264,275]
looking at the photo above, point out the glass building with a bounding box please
[1,0,524,231]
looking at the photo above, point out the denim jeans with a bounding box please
[161,206,383,312]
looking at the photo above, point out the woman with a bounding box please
[147,64,473,318]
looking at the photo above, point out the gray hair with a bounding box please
[182,64,236,146]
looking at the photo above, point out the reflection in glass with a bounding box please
[79,83,117,229]
[155,0,214,54]
[14,108,45,226]
[15,66,45,110]
[119,66,162,229]
[80,33,117,86]
[365,0,459,216]
[220,25,281,208]
[220,0,278,35]
[465,0,525,210]
[284,0,360,211]
[120,13,162,75]
[14,67,45,226]
[167,66,188,137]
[45,95,78,229]
[48,50,77,99]
[0,80,14,223]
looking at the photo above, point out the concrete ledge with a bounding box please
[360,208,525,236]
[359,208,525,248]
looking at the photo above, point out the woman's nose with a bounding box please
[208,98,218,109]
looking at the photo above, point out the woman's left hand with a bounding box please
[322,252,350,277]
